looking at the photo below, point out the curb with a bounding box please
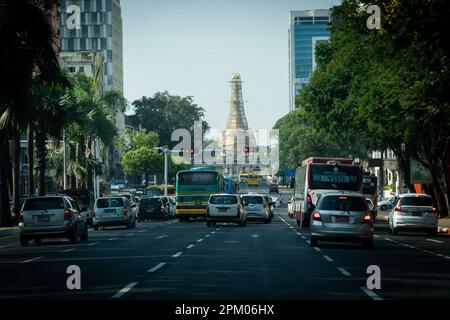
[438,227,450,234]
[0,227,19,238]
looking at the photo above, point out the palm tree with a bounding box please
[0,0,60,226]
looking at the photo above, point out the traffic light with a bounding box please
[244,146,249,154]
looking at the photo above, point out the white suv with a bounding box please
[206,194,247,227]
[93,197,136,230]
[389,194,438,235]
[19,196,88,246]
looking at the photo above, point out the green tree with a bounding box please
[121,147,163,187]
[127,129,159,150]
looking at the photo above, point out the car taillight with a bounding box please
[394,203,403,212]
[92,208,96,217]
[431,207,438,214]
[307,194,312,206]
[312,211,321,221]
[363,213,372,222]
[18,211,24,220]
[123,207,128,215]
[64,209,71,220]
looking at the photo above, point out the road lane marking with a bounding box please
[383,238,394,242]
[126,233,134,236]
[0,245,7,249]
[186,244,195,249]
[20,257,42,264]
[296,232,302,235]
[251,234,259,239]
[361,287,383,300]
[108,237,118,241]
[138,230,145,233]
[337,267,351,277]
[112,282,138,299]
[148,262,166,273]
[88,242,98,246]
[426,239,444,244]
[205,234,210,238]
[301,236,306,239]
[323,255,334,262]
[373,235,380,238]
[313,247,322,252]
[172,251,183,258]
[155,235,168,239]
[215,228,220,231]
[211,231,216,234]
[61,248,75,253]
[197,238,204,243]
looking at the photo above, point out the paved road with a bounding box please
[1,187,450,300]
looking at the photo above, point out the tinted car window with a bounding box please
[401,197,432,206]
[140,198,161,208]
[23,198,65,210]
[96,198,124,208]
[241,196,264,204]
[210,196,238,205]
[317,196,367,211]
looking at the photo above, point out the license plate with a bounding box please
[38,215,50,222]
[219,208,228,212]
[335,216,349,223]
[412,212,422,217]
[104,208,115,213]
[145,209,154,213]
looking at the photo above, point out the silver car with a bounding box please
[206,194,247,227]
[310,194,374,249]
[93,197,136,230]
[389,193,438,235]
[241,194,271,223]
[19,196,88,246]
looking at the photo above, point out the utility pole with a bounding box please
[154,147,170,196]
[63,128,67,190]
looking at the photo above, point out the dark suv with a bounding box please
[269,184,279,194]
[138,197,169,221]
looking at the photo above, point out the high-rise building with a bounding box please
[288,9,330,111]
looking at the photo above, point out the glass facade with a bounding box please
[289,10,330,111]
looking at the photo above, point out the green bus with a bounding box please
[175,167,224,221]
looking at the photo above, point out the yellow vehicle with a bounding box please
[246,174,260,187]
[239,173,249,184]
[145,184,175,197]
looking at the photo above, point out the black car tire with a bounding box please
[69,228,78,243]
[94,225,99,231]
[20,234,29,247]
[392,227,399,235]
[363,239,374,249]
[80,226,88,242]
[427,228,437,236]
[264,218,270,224]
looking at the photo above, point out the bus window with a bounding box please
[310,164,361,191]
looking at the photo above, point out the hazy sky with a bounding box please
[122,0,340,132]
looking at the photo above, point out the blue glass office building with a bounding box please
[289,10,330,111]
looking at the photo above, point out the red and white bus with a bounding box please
[293,157,363,227]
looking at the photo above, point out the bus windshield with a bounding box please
[178,172,218,185]
[362,176,377,194]
[310,164,361,191]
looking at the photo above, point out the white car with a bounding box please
[206,194,247,227]
[389,193,438,236]
[288,196,294,218]
[241,194,270,224]
[378,197,396,211]
[93,197,136,230]
[270,196,282,208]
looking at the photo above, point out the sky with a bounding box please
[121,0,341,133]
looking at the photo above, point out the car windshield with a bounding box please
[317,196,367,212]
[23,198,65,210]
[241,196,264,204]
[210,196,238,205]
[401,197,432,206]
[96,198,124,208]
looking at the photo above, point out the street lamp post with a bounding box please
[154,147,169,196]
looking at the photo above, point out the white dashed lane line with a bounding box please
[61,248,75,253]
[126,233,134,236]
[88,242,98,246]
[205,234,210,238]
[172,251,183,258]
[186,244,195,249]
[155,235,168,239]
[426,238,444,244]
[108,237,118,241]
[148,262,166,273]
[361,287,383,300]
[20,257,42,264]
[138,230,145,233]
[337,267,351,277]
[112,282,138,299]
[323,255,334,262]
[313,247,321,252]
[197,238,204,243]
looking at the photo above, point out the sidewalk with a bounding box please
[0,227,19,238]
[438,218,450,234]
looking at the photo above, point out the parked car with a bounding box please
[206,194,247,227]
[93,197,136,230]
[365,198,377,220]
[269,184,279,194]
[288,196,294,218]
[241,194,270,223]
[19,196,88,246]
[378,197,396,211]
[389,193,438,236]
[138,197,169,221]
[309,193,374,249]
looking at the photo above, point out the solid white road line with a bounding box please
[323,255,334,262]
[186,244,195,249]
[337,267,351,277]
[112,282,138,299]
[172,251,183,258]
[148,262,166,273]
[61,248,75,253]
[20,257,42,264]
[361,287,383,300]
[197,238,204,243]
[426,238,444,244]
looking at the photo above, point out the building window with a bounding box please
[68,67,76,73]
[79,66,84,73]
